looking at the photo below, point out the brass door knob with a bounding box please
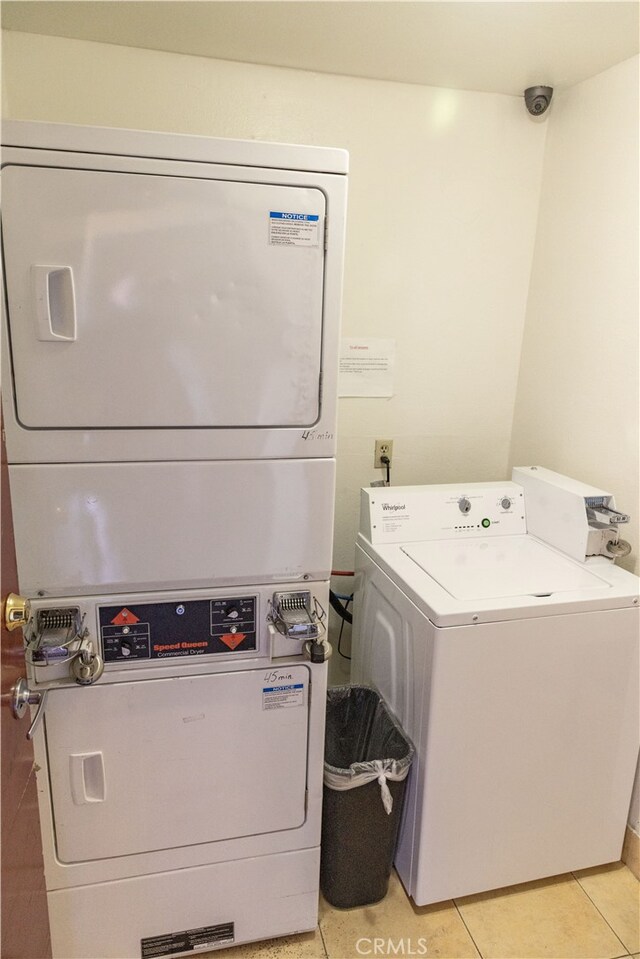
[4,593,31,631]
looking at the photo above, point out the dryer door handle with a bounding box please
[70,752,106,804]
[32,265,77,341]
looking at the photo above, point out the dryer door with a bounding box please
[44,666,310,863]
[3,165,325,429]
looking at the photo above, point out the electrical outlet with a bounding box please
[374,439,393,469]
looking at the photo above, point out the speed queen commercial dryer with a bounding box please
[352,467,639,906]
[1,121,347,958]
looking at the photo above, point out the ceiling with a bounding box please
[2,1,639,96]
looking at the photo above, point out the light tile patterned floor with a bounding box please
[574,864,640,955]
[211,862,639,959]
[455,872,628,959]
[319,871,479,959]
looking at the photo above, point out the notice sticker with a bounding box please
[263,683,304,710]
[269,211,320,247]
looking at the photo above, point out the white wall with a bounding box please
[509,56,640,833]
[510,57,639,574]
[1,30,547,573]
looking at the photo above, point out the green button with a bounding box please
[481,518,491,528]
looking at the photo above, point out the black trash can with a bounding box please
[320,685,415,909]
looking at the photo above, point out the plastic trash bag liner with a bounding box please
[323,685,414,813]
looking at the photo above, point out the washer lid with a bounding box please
[401,535,610,601]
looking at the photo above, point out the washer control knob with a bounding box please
[458,497,471,514]
[225,607,240,620]
[501,496,512,510]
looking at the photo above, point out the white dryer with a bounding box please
[352,467,639,906]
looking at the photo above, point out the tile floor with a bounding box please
[210,862,639,959]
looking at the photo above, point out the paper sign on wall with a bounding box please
[339,339,396,397]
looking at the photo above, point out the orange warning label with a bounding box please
[220,633,246,651]
[111,608,140,626]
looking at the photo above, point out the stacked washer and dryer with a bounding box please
[352,466,639,905]
[1,121,347,958]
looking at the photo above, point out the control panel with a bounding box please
[99,597,257,662]
[361,481,527,545]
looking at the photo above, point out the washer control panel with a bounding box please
[362,481,527,544]
[99,597,257,662]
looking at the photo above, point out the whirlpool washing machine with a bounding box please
[1,121,347,958]
[352,466,639,906]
